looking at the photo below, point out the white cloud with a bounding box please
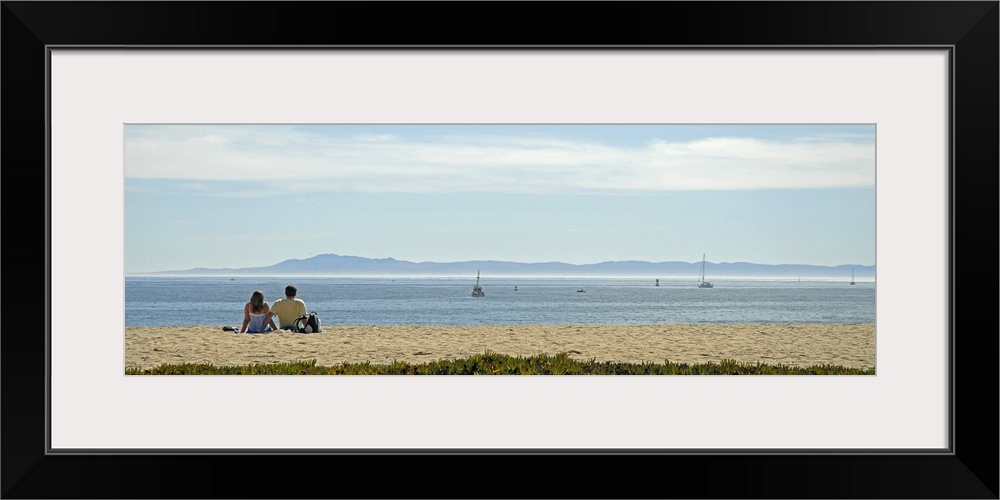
[124,125,875,193]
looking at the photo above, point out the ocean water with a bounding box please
[124,277,875,327]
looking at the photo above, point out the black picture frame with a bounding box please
[3,2,997,498]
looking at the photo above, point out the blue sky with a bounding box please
[124,124,876,274]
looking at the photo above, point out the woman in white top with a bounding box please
[240,290,278,334]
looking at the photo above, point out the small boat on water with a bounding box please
[577,288,586,293]
[471,270,485,297]
[850,268,856,285]
[697,254,713,288]
[655,279,659,287]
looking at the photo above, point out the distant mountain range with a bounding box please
[146,253,875,279]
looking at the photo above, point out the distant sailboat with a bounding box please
[471,269,485,297]
[698,254,713,288]
[655,278,659,287]
[850,268,856,285]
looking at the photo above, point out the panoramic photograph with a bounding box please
[124,124,876,375]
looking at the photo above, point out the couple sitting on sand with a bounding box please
[240,285,308,334]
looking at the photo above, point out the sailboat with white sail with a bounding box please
[698,254,713,288]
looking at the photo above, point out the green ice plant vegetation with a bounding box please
[125,352,875,375]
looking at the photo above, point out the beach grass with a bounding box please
[125,351,875,375]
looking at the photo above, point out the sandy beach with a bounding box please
[125,323,875,372]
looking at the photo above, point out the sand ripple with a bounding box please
[125,323,876,372]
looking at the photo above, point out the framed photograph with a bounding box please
[5,2,996,498]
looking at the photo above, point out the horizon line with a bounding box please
[146,252,876,273]
[125,273,876,281]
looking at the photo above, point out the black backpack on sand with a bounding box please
[294,312,321,333]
